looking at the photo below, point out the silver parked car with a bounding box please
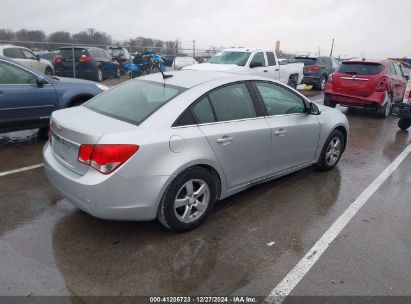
[43,70,349,231]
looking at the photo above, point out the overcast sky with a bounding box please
[1,0,410,58]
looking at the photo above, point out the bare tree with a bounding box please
[72,28,112,46]
[0,29,15,41]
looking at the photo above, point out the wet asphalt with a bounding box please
[0,79,410,302]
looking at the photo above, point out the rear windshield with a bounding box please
[85,80,186,125]
[293,57,317,65]
[338,62,384,75]
[57,48,89,59]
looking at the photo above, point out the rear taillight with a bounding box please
[53,56,62,62]
[375,77,387,92]
[79,55,92,62]
[307,66,321,71]
[328,73,334,83]
[78,144,139,174]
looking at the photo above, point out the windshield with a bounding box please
[338,62,384,75]
[85,80,186,125]
[207,51,251,66]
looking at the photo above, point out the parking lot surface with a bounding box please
[0,81,410,302]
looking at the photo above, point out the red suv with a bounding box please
[324,59,406,118]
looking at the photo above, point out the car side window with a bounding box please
[254,82,306,115]
[3,48,25,59]
[21,49,37,60]
[266,52,277,66]
[250,52,266,67]
[208,83,256,122]
[192,97,216,124]
[0,61,37,85]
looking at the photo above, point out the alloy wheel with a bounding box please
[326,137,342,166]
[174,179,210,224]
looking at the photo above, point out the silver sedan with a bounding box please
[43,70,349,231]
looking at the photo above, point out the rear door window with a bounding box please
[207,83,256,122]
[21,49,38,60]
[192,97,216,124]
[85,80,186,125]
[3,48,25,59]
[338,62,384,75]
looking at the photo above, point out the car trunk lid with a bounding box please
[332,62,384,97]
[50,106,135,176]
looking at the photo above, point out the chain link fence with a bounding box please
[0,39,220,80]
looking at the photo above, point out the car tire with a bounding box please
[316,76,327,91]
[115,67,121,78]
[315,129,345,171]
[398,118,411,130]
[377,91,392,118]
[45,67,53,76]
[157,167,218,232]
[287,79,297,89]
[324,94,336,108]
[95,68,103,82]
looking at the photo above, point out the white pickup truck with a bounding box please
[183,48,304,88]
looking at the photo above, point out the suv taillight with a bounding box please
[307,66,321,71]
[375,77,387,92]
[79,55,92,62]
[53,56,62,62]
[328,73,334,83]
[78,144,139,174]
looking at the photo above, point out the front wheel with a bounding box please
[316,76,327,91]
[115,67,121,78]
[398,118,411,130]
[157,167,217,232]
[315,129,345,171]
[45,67,53,76]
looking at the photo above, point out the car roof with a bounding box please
[139,70,268,89]
[221,47,271,53]
[342,59,390,64]
[0,44,30,50]
[0,55,43,74]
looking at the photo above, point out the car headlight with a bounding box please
[96,84,109,91]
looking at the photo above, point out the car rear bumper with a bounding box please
[325,88,386,108]
[302,76,321,86]
[43,142,169,221]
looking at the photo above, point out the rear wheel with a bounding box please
[315,129,345,171]
[115,67,121,78]
[95,68,103,82]
[377,91,392,118]
[287,79,297,89]
[398,118,411,130]
[157,167,217,232]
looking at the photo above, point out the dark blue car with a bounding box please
[54,46,121,82]
[0,56,106,133]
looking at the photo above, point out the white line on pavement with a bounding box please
[265,143,411,304]
[0,164,43,177]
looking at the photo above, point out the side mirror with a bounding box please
[250,61,263,68]
[309,102,321,115]
[36,75,48,86]
[36,55,41,61]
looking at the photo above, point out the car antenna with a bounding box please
[159,67,173,79]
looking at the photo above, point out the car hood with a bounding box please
[49,76,99,86]
[183,63,245,72]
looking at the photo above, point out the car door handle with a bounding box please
[264,70,268,72]
[274,129,287,136]
[217,136,234,143]
[275,68,279,71]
